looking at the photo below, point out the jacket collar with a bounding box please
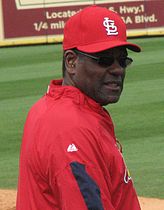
[46,79,104,113]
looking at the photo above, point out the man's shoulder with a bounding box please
[42,97,96,126]
[29,95,99,131]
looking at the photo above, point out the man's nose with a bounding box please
[109,60,125,77]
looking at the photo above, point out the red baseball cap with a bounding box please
[63,5,141,53]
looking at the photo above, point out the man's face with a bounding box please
[69,47,129,106]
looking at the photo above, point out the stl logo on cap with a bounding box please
[103,17,118,36]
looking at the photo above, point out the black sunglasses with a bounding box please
[74,49,133,68]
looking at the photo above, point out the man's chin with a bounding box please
[100,96,121,106]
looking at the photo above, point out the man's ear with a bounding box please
[64,50,77,74]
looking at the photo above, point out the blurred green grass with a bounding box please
[0,37,164,198]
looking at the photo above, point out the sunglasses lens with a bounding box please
[98,57,115,67]
[119,57,133,68]
[98,56,133,68]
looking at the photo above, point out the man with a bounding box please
[17,5,141,210]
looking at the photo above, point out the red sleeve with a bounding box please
[38,126,116,210]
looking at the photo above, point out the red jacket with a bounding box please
[16,79,141,210]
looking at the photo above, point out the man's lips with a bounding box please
[103,81,122,91]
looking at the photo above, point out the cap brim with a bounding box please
[77,40,141,53]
